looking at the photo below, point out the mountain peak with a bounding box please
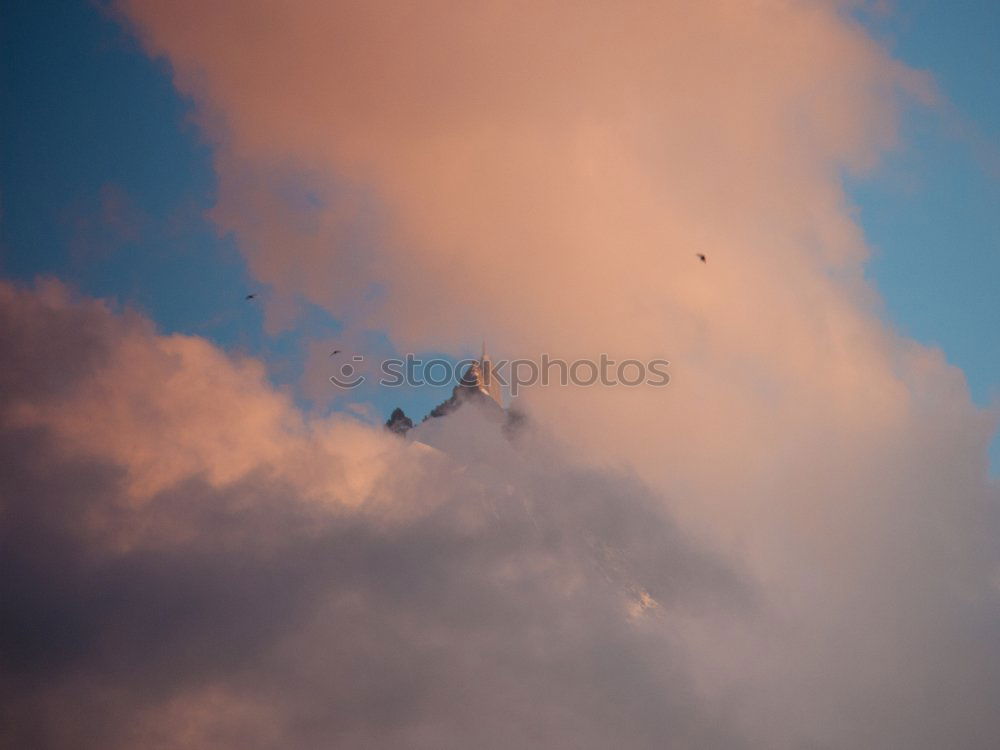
[386,346,505,435]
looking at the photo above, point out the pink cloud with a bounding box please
[0,280,747,748]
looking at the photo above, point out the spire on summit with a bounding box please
[385,341,506,434]
[478,342,504,407]
[455,343,503,408]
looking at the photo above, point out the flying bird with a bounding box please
[330,350,341,356]
[696,254,707,263]
[245,293,257,300]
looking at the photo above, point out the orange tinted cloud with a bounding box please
[86,2,1000,745]
[0,280,402,510]
[116,0,928,344]
[0,279,749,749]
[112,0,951,535]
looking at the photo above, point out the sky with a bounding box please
[3,0,997,454]
[2,1,1000,748]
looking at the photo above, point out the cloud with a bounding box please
[0,280,749,749]
[116,0,931,347]
[109,0,951,505]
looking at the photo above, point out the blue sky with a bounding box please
[2,0,998,466]
[858,0,1000,403]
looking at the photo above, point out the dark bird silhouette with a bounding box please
[245,293,257,300]
[696,254,707,263]
[330,350,341,356]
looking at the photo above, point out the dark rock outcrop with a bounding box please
[384,407,414,435]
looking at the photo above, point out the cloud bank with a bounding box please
[0,281,750,749]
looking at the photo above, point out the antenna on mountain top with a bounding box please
[478,340,504,408]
